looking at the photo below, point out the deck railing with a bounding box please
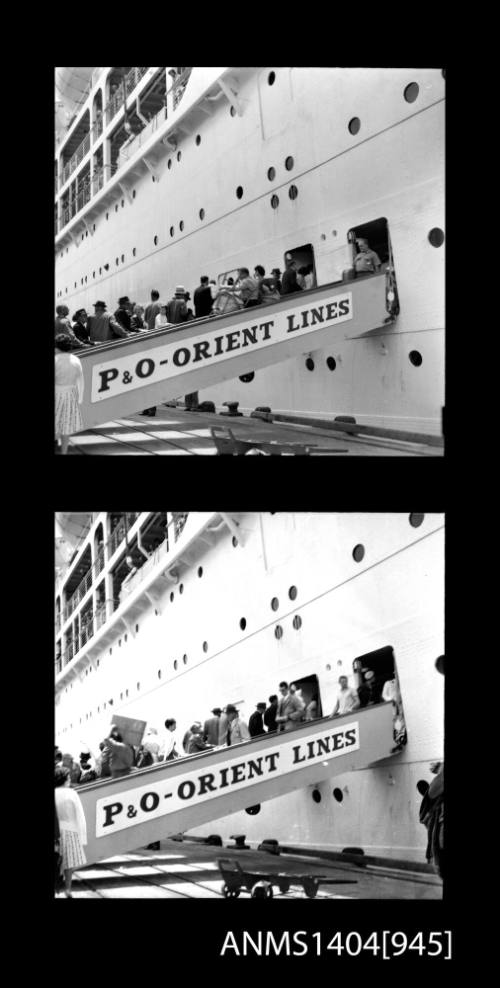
[105,67,149,124]
[61,132,91,186]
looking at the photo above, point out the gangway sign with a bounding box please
[77,703,395,867]
[76,273,390,431]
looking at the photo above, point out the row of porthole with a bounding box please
[245,786,344,815]
[302,351,424,372]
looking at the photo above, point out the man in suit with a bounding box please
[203,707,224,746]
[225,705,250,745]
[194,276,214,318]
[264,695,279,733]
[276,681,304,732]
[248,703,267,738]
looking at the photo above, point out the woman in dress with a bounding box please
[55,335,84,455]
[54,765,87,897]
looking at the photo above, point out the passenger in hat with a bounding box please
[87,302,130,343]
[353,237,381,274]
[71,308,93,346]
[166,286,188,324]
[248,702,267,738]
[225,705,250,745]
[55,336,84,455]
[203,707,227,747]
[114,296,134,332]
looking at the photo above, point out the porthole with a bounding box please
[120,693,123,701]
[158,669,162,679]
[404,82,419,103]
[179,583,184,594]
[306,357,315,371]
[132,190,136,199]
[288,185,298,200]
[177,150,182,162]
[274,625,283,640]
[416,779,429,796]
[267,166,276,181]
[348,117,361,135]
[268,71,276,86]
[198,567,203,578]
[245,805,261,815]
[271,194,279,209]
[132,248,136,256]
[230,105,236,117]
[93,223,96,231]
[93,271,95,279]
[312,789,322,804]
[115,258,119,266]
[154,235,158,245]
[333,788,344,803]
[124,634,128,643]
[137,682,140,691]
[179,220,184,231]
[428,227,445,248]
[183,654,188,665]
[195,134,201,146]
[125,689,128,697]
[326,356,337,371]
[168,159,172,170]
[409,513,425,528]
[170,591,174,602]
[409,350,423,367]
[352,544,365,563]
[271,597,279,611]
[99,267,102,274]
[285,156,294,171]
[240,617,247,630]
[199,208,205,220]
[121,198,125,208]
[232,536,238,548]
[155,609,159,616]
[115,204,119,212]
[84,276,87,283]
[135,624,139,632]
[170,226,174,237]
[118,639,122,647]
[292,615,302,630]
[106,212,109,220]
[236,186,244,199]
[174,660,178,670]
[202,641,208,653]
[121,254,124,263]
[239,372,255,383]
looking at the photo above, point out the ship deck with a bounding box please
[62,406,443,456]
[61,839,442,899]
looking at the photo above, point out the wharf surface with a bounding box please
[62,406,443,456]
[57,838,442,899]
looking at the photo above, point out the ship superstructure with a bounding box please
[55,512,444,861]
[54,67,445,437]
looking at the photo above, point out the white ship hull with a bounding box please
[55,512,444,862]
[55,68,445,436]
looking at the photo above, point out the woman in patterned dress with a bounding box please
[55,335,84,454]
[54,766,87,898]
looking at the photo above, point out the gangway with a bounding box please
[77,702,396,867]
[76,273,392,431]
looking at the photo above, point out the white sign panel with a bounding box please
[91,293,353,403]
[95,721,359,837]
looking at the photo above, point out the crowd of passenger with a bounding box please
[54,259,319,351]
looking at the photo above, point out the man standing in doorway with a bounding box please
[332,675,360,716]
[275,682,304,732]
